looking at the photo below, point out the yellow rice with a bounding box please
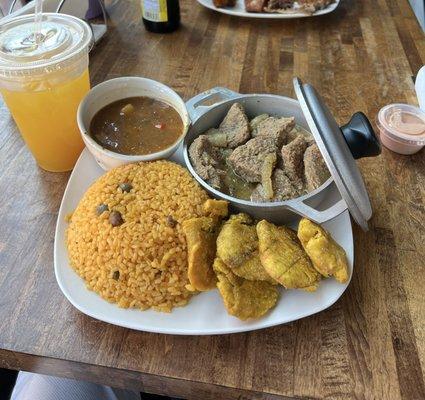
[66,161,209,312]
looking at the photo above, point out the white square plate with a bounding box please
[54,147,353,335]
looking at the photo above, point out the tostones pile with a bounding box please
[182,200,349,320]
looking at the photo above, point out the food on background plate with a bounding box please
[245,0,268,12]
[297,0,335,13]
[213,0,236,7]
[66,161,209,312]
[213,0,335,14]
[89,96,183,155]
[188,103,330,202]
[297,218,349,283]
[264,0,295,12]
[256,220,320,291]
[213,258,279,320]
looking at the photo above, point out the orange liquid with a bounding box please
[1,69,90,172]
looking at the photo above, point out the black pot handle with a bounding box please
[340,112,381,159]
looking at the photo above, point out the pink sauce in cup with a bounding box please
[377,104,425,155]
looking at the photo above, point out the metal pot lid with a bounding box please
[293,77,379,230]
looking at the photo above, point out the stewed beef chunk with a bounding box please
[251,116,295,147]
[228,136,278,183]
[303,144,330,191]
[251,169,302,202]
[219,103,251,148]
[280,135,309,183]
[189,135,225,190]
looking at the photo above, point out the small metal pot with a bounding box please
[183,85,380,228]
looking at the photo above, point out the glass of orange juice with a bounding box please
[0,13,92,172]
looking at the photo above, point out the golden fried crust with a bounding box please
[256,220,320,290]
[182,217,219,291]
[214,258,279,320]
[297,218,349,283]
[232,257,276,284]
[213,257,243,286]
[216,214,275,283]
[203,199,229,219]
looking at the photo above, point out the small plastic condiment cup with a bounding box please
[77,76,190,170]
[377,103,425,155]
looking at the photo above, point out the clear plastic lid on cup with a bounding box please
[0,13,92,86]
[377,103,425,155]
[0,13,93,172]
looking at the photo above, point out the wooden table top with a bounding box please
[0,1,424,399]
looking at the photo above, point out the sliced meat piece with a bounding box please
[205,128,228,148]
[286,126,315,145]
[189,135,225,190]
[251,169,302,202]
[227,136,277,183]
[298,0,334,13]
[213,0,236,7]
[303,144,330,192]
[281,135,309,182]
[265,0,295,10]
[249,114,269,134]
[251,116,295,147]
[245,0,267,12]
[219,103,250,148]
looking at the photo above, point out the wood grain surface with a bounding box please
[0,1,424,399]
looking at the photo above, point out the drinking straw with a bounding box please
[34,0,43,44]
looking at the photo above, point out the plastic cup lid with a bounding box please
[378,104,425,145]
[293,77,372,230]
[0,13,92,76]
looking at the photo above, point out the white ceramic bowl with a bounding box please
[77,77,190,170]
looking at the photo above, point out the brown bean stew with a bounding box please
[89,97,184,155]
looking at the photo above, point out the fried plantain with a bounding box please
[256,220,320,290]
[297,218,349,283]
[203,199,229,219]
[213,258,279,320]
[182,217,220,291]
[216,214,275,283]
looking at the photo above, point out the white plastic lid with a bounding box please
[378,104,425,145]
[0,13,92,76]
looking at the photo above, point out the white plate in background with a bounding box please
[197,0,340,19]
